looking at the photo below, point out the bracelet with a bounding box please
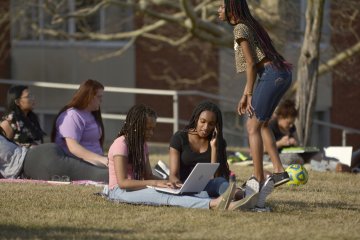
[245,92,252,96]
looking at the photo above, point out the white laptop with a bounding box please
[148,163,219,195]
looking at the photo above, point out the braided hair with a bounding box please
[118,104,157,180]
[224,0,291,70]
[184,101,230,180]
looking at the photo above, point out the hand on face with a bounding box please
[210,127,218,148]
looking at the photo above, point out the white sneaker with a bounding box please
[257,177,275,208]
[245,177,260,197]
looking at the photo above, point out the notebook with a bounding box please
[281,146,320,154]
[148,163,219,195]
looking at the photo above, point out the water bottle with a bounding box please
[229,171,236,183]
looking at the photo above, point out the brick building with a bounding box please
[330,1,360,149]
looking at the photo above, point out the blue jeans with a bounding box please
[108,186,211,209]
[204,177,229,197]
[252,64,292,121]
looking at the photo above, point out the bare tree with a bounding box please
[295,0,324,146]
[5,0,360,144]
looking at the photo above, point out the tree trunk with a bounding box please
[295,0,325,146]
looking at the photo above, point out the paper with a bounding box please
[323,146,353,166]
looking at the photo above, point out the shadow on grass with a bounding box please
[273,199,359,212]
[0,224,132,239]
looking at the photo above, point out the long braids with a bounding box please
[118,104,157,180]
[184,101,230,180]
[225,0,291,70]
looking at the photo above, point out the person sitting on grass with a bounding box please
[268,99,299,152]
[51,79,108,168]
[0,126,108,181]
[168,100,243,200]
[105,104,255,210]
[1,85,46,147]
[266,99,305,165]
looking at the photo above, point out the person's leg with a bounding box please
[204,177,229,197]
[261,121,285,173]
[248,66,292,192]
[108,186,211,209]
[247,117,264,183]
[23,143,108,182]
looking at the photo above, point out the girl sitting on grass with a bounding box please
[105,104,253,210]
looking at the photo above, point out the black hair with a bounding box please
[224,0,291,70]
[184,101,230,180]
[118,104,157,180]
[4,85,45,143]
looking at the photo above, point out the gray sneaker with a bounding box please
[256,177,275,208]
[272,172,290,187]
[245,176,260,197]
[230,192,259,211]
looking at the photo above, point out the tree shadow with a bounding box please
[272,199,359,212]
[0,225,133,239]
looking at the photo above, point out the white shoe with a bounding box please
[257,177,275,208]
[245,177,260,197]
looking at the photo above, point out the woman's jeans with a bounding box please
[204,177,229,197]
[108,186,211,209]
[252,64,292,121]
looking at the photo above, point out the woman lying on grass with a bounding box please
[105,104,254,210]
[0,126,108,181]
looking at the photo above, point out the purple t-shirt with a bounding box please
[54,108,103,156]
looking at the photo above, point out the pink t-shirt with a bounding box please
[108,135,149,190]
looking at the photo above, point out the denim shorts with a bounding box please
[251,64,292,121]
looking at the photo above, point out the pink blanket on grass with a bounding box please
[0,178,105,186]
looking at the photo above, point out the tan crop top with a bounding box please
[233,23,266,73]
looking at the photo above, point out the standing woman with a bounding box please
[1,85,45,147]
[51,79,108,168]
[219,0,292,207]
[169,101,231,197]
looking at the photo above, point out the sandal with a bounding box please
[215,182,236,210]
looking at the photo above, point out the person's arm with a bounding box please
[210,128,218,164]
[289,131,299,146]
[65,138,108,167]
[238,38,257,117]
[169,147,182,184]
[276,135,291,149]
[0,120,14,140]
[113,154,168,190]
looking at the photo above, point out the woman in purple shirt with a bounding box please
[51,79,108,167]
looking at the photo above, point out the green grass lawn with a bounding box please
[0,157,359,240]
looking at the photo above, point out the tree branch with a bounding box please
[318,41,360,75]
